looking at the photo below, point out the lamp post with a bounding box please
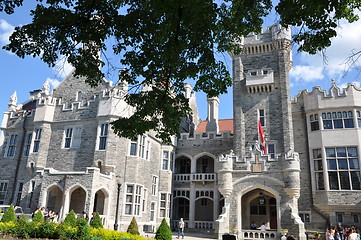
[114,180,121,230]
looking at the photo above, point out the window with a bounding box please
[310,114,319,131]
[150,202,156,221]
[33,129,42,153]
[129,135,149,159]
[162,151,169,170]
[142,189,147,212]
[250,205,266,215]
[326,147,361,190]
[250,71,257,76]
[322,111,354,129]
[352,213,359,223]
[28,181,35,208]
[160,193,166,217]
[336,212,344,223]
[313,149,325,190]
[64,127,82,149]
[201,198,208,206]
[24,133,32,156]
[98,123,108,150]
[125,184,142,216]
[268,144,275,159]
[259,109,265,126]
[151,176,158,196]
[130,139,137,156]
[299,212,311,223]
[357,111,361,127]
[15,182,23,206]
[0,182,8,204]
[6,135,17,157]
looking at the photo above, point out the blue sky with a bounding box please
[1,4,361,122]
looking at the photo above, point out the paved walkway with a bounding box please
[144,232,217,240]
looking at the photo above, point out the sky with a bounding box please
[1,3,361,123]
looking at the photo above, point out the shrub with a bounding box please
[127,217,139,235]
[0,221,16,234]
[63,210,77,227]
[0,204,16,223]
[37,221,58,238]
[90,212,103,229]
[32,210,44,223]
[75,217,91,240]
[155,218,172,240]
[14,215,36,239]
[90,228,148,240]
[57,224,78,239]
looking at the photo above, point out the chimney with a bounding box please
[206,96,219,133]
[184,83,192,99]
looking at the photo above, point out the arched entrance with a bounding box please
[196,156,214,173]
[93,189,109,215]
[175,157,191,174]
[173,197,190,220]
[69,187,86,214]
[195,197,214,229]
[241,188,277,230]
[46,185,63,213]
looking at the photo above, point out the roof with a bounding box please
[195,119,234,134]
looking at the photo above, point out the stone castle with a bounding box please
[1,24,360,240]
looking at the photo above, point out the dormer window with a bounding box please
[250,71,257,76]
[263,70,268,75]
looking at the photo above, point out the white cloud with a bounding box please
[290,65,324,82]
[294,18,361,78]
[46,78,61,89]
[0,19,14,45]
[53,56,74,78]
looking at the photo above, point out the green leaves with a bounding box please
[276,0,361,54]
[2,0,360,141]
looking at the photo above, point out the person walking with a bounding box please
[177,218,185,239]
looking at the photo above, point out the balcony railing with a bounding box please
[173,173,217,182]
[242,230,277,240]
[192,173,217,181]
[195,221,213,229]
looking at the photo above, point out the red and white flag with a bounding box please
[258,120,266,154]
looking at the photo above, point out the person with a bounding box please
[82,211,88,220]
[337,223,345,240]
[90,212,96,225]
[287,235,297,240]
[250,221,257,230]
[177,218,185,239]
[348,228,358,240]
[260,223,267,231]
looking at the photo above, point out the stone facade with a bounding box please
[0,24,361,240]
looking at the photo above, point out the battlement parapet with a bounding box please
[178,131,233,141]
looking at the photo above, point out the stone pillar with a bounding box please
[189,182,196,228]
[206,97,220,133]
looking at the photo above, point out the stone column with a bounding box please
[189,182,196,228]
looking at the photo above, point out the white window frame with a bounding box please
[24,133,32,156]
[32,128,42,153]
[142,188,147,213]
[162,151,170,170]
[124,183,143,216]
[128,135,150,159]
[151,176,158,196]
[63,126,82,149]
[267,142,277,161]
[259,109,265,127]
[96,122,109,151]
[0,181,9,204]
[159,192,171,218]
[5,134,18,157]
[150,201,156,222]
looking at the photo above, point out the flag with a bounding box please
[258,120,266,154]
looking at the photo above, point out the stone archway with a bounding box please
[241,188,277,230]
[69,187,86,214]
[173,197,190,220]
[93,189,109,215]
[196,156,214,173]
[46,185,63,214]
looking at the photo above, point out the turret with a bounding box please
[206,96,220,133]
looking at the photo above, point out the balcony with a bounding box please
[173,173,217,182]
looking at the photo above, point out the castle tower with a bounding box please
[221,25,305,240]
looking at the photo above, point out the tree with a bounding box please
[126,217,139,235]
[89,212,103,229]
[0,204,16,222]
[32,210,44,223]
[1,0,360,142]
[155,218,172,240]
[62,210,77,227]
